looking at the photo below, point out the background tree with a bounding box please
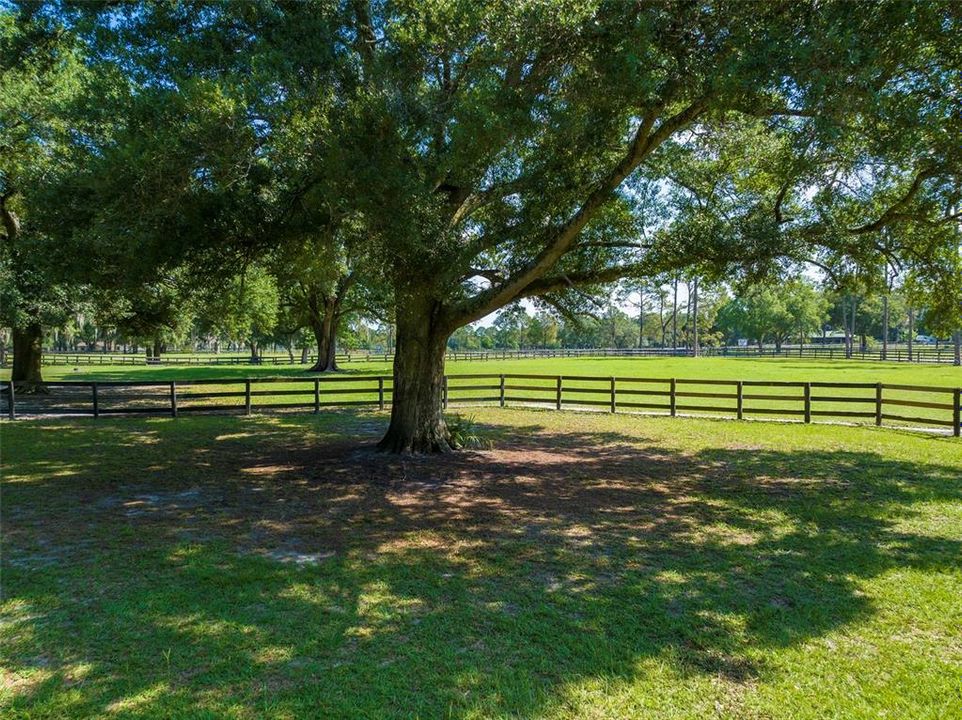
[0,4,89,388]
[93,277,196,359]
[273,236,363,373]
[717,280,827,350]
[196,267,279,361]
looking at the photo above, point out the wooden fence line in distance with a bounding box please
[4,373,960,437]
[13,343,962,367]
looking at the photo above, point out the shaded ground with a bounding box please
[2,410,961,719]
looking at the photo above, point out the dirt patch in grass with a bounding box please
[2,420,951,569]
[5,432,704,566]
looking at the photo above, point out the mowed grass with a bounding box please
[2,408,961,719]
[4,356,960,429]
[8,354,961,385]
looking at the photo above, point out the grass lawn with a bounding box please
[7,355,962,386]
[2,409,961,718]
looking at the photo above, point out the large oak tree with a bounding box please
[41,0,961,450]
[334,0,959,450]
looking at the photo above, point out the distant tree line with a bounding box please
[7,275,951,366]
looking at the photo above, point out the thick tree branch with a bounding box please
[351,0,377,76]
[1,200,21,242]
[572,241,652,251]
[514,263,649,300]
[773,181,792,224]
[449,176,528,228]
[848,167,938,234]
[334,269,358,304]
[736,105,816,118]
[460,268,505,283]
[450,97,710,327]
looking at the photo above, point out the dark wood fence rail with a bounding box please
[5,374,960,436]
[13,343,961,367]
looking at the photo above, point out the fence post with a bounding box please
[378,377,385,411]
[314,379,320,414]
[245,380,252,415]
[170,381,177,418]
[610,376,616,413]
[442,375,448,409]
[875,383,883,426]
[499,374,506,407]
[803,382,811,423]
[736,381,743,420]
[556,375,562,410]
[953,388,960,438]
[7,380,14,420]
[669,378,677,417]
[92,382,99,418]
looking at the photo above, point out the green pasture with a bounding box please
[4,356,959,430]
[6,354,959,385]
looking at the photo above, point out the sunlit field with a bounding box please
[4,354,961,385]
[5,356,959,431]
[3,408,961,719]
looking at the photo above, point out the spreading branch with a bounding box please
[451,96,710,327]
[848,167,939,234]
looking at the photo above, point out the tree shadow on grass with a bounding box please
[2,414,961,717]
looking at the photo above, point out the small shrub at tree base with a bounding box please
[445,414,493,450]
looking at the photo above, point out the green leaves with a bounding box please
[717,279,829,346]
[5,0,960,354]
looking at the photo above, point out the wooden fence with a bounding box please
[4,373,960,436]
[16,343,961,366]
[31,352,394,366]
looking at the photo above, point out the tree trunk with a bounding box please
[659,293,666,346]
[249,340,259,362]
[842,298,852,359]
[671,276,678,351]
[882,294,889,360]
[691,277,699,357]
[12,322,45,391]
[907,307,914,361]
[638,308,644,348]
[309,300,341,372]
[152,334,162,360]
[377,295,452,454]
